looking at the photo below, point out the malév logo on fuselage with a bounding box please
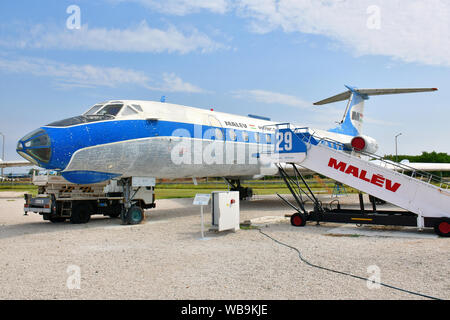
[328,158,401,193]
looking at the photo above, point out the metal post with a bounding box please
[395,133,402,162]
[200,205,204,239]
[359,192,365,214]
[0,133,4,180]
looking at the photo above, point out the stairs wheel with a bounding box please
[291,213,307,227]
[434,219,450,237]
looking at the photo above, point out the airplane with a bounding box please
[0,159,33,168]
[11,86,448,202]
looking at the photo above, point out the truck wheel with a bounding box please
[434,220,450,237]
[70,202,92,224]
[109,212,121,218]
[50,217,66,223]
[108,204,123,218]
[291,213,307,227]
[127,206,144,225]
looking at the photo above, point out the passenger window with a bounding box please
[255,132,260,143]
[229,129,236,141]
[242,131,249,142]
[215,128,224,140]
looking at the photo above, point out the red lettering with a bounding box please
[371,174,385,187]
[385,179,401,192]
[359,170,371,182]
[345,165,359,178]
[328,158,347,172]
[328,158,401,193]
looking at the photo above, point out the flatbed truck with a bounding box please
[24,174,156,224]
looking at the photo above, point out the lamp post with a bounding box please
[395,133,402,162]
[0,132,4,179]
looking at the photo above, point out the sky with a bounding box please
[0,0,449,174]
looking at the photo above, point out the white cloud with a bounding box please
[0,56,206,93]
[145,73,207,93]
[233,89,310,108]
[2,21,225,54]
[118,0,230,15]
[0,56,150,88]
[237,0,450,67]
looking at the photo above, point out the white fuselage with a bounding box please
[30,100,357,183]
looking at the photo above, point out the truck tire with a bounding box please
[127,206,144,225]
[50,217,66,223]
[108,204,123,218]
[70,202,92,224]
[108,212,121,218]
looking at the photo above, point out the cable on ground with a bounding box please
[257,228,442,300]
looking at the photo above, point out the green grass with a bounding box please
[0,184,37,195]
[155,188,227,199]
[0,181,359,200]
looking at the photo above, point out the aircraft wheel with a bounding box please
[434,219,450,237]
[70,202,92,224]
[127,206,144,225]
[291,213,307,227]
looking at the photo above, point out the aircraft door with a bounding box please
[146,119,159,137]
[208,115,226,170]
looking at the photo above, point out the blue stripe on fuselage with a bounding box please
[43,119,275,171]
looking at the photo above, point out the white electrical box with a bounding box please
[211,191,240,232]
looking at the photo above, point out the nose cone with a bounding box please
[17,128,52,168]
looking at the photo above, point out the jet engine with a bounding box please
[349,135,379,154]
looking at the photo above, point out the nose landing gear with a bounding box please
[119,178,145,225]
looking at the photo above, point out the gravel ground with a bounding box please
[0,194,448,300]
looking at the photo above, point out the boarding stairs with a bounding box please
[263,124,450,233]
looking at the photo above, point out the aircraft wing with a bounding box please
[0,160,34,168]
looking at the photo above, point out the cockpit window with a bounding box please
[20,129,45,144]
[17,129,52,163]
[97,104,123,116]
[121,106,139,116]
[24,131,50,148]
[131,104,143,112]
[84,104,104,115]
[27,148,52,163]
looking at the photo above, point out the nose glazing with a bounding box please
[16,129,52,165]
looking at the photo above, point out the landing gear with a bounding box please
[224,179,253,200]
[119,178,145,225]
[126,206,144,225]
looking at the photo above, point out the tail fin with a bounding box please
[314,86,438,136]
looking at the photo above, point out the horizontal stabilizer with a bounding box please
[314,87,438,105]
